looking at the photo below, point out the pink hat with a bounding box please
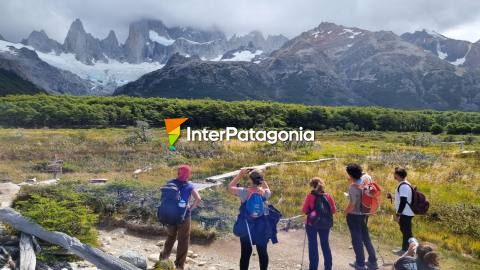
[177,164,192,182]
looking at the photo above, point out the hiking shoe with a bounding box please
[349,262,367,270]
[366,261,379,270]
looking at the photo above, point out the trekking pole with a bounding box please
[245,219,253,246]
[300,225,307,270]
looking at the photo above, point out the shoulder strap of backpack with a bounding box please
[397,182,414,207]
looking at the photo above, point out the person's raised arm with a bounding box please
[261,179,270,190]
[228,168,249,195]
[190,189,202,210]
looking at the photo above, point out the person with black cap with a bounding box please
[229,168,271,270]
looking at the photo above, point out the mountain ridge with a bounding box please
[115,22,480,111]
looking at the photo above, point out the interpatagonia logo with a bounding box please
[164,118,188,150]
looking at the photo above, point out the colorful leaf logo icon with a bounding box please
[164,118,188,150]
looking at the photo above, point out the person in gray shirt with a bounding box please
[345,164,378,270]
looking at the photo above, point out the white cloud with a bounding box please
[1,0,480,43]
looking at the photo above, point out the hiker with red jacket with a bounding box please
[387,167,415,255]
[229,168,272,270]
[345,164,379,270]
[302,177,336,270]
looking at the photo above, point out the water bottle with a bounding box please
[178,199,186,208]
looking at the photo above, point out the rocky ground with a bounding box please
[95,227,397,270]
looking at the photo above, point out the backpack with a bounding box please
[245,190,266,218]
[355,180,382,215]
[157,181,189,225]
[310,193,333,230]
[398,182,429,215]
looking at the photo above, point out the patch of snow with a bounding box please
[311,31,321,39]
[176,37,215,45]
[211,55,223,61]
[424,29,446,40]
[450,43,472,66]
[149,30,175,46]
[451,57,466,66]
[436,42,448,60]
[341,28,362,39]
[0,39,31,53]
[347,44,353,48]
[221,50,263,62]
[38,51,163,89]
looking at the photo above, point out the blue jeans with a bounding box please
[306,224,332,270]
[346,214,377,268]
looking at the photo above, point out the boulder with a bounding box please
[119,250,147,270]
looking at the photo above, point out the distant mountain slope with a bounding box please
[115,22,480,110]
[401,30,472,66]
[0,40,92,95]
[0,68,45,95]
[7,18,287,94]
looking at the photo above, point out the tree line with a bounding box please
[0,95,479,134]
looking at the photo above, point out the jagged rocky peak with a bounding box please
[123,19,171,63]
[401,29,471,65]
[0,33,4,41]
[228,30,287,53]
[21,30,63,54]
[306,22,367,41]
[101,30,122,59]
[64,18,106,64]
[168,25,226,43]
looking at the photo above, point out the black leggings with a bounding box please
[240,237,269,270]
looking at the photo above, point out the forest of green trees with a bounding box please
[0,95,479,134]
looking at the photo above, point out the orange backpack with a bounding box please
[355,179,382,215]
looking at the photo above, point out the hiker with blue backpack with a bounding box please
[229,168,275,270]
[158,164,202,270]
[301,177,337,270]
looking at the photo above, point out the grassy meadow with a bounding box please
[0,128,479,269]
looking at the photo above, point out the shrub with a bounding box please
[153,260,175,270]
[472,125,480,135]
[430,123,443,135]
[13,187,99,246]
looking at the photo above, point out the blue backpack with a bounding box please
[245,191,265,218]
[157,181,189,225]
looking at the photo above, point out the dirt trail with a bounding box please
[99,228,397,270]
[0,183,20,208]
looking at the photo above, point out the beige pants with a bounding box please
[160,216,191,268]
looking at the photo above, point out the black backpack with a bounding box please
[157,181,188,225]
[310,192,333,230]
[398,182,430,215]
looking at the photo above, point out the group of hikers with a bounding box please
[156,164,440,270]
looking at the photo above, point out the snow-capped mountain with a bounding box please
[8,18,288,94]
[116,22,480,111]
[401,29,473,66]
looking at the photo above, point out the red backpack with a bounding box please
[355,179,382,215]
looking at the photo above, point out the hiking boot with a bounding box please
[349,262,367,270]
[366,261,379,270]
